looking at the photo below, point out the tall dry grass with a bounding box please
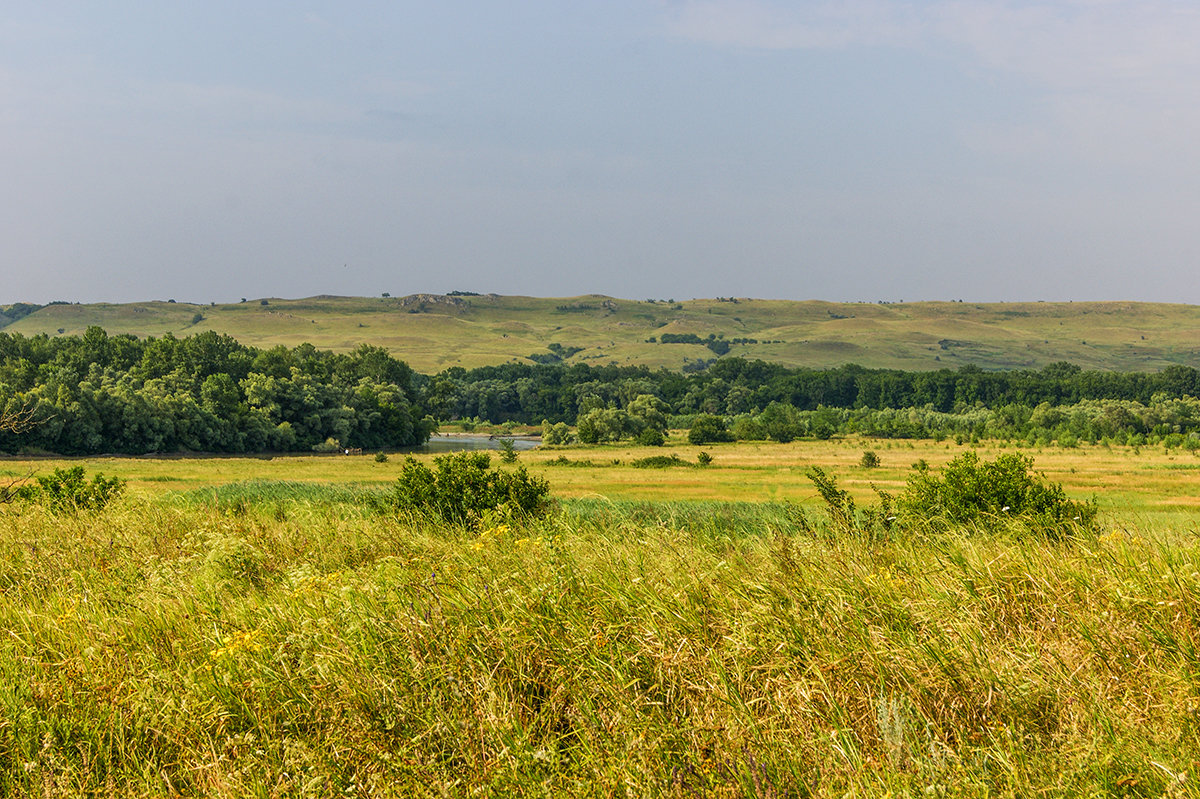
[0,489,1197,796]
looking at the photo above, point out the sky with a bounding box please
[3,1,1200,305]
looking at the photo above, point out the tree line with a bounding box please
[0,328,433,454]
[672,397,1200,448]
[3,329,1200,454]
[431,359,1200,447]
[423,358,1200,423]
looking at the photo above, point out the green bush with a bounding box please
[806,467,858,535]
[17,466,125,513]
[696,451,713,467]
[860,450,881,469]
[545,455,601,467]
[392,452,550,525]
[687,414,734,445]
[497,438,518,464]
[729,415,767,441]
[899,451,1096,534]
[757,402,803,443]
[541,420,572,446]
[636,427,666,447]
[577,407,637,444]
[374,451,389,463]
[631,454,688,469]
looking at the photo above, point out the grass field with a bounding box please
[4,437,1194,522]
[2,439,1199,796]
[8,294,1200,372]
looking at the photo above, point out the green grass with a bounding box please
[2,486,1199,796]
[3,437,1194,521]
[173,479,388,509]
[8,294,1200,372]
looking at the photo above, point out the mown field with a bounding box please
[8,294,1200,372]
[2,439,1199,796]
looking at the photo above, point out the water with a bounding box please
[412,434,541,453]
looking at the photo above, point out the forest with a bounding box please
[0,328,433,454]
[428,357,1200,447]
[3,328,1200,454]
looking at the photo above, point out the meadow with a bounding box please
[2,438,1199,796]
[5,436,1195,520]
[9,294,1200,373]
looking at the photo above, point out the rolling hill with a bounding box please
[4,294,1199,374]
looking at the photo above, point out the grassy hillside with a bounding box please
[7,293,1200,373]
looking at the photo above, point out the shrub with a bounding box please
[541,420,572,446]
[577,408,636,444]
[17,466,124,513]
[687,414,734,445]
[806,467,858,534]
[729,416,767,441]
[375,451,389,463]
[498,438,518,464]
[696,451,713,467]
[636,427,666,447]
[805,467,896,537]
[392,452,550,525]
[860,450,881,469]
[758,402,805,442]
[631,454,688,469]
[546,456,600,468]
[898,451,1096,534]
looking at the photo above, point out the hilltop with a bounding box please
[4,294,1199,374]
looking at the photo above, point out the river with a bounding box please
[410,434,541,453]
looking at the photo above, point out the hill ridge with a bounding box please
[4,294,1198,373]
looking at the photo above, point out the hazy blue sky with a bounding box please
[4,1,1199,304]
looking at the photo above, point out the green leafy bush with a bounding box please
[392,452,550,525]
[898,451,1096,533]
[636,427,666,446]
[757,402,803,443]
[546,456,599,467]
[729,415,767,441]
[631,454,689,469]
[687,414,734,445]
[17,466,125,513]
[860,450,881,469]
[806,467,858,534]
[541,420,572,446]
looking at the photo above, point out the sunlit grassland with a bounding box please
[11,294,1200,372]
[2,441,1197,794]
[5,437,1196,522]
[2,471,1200,795]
